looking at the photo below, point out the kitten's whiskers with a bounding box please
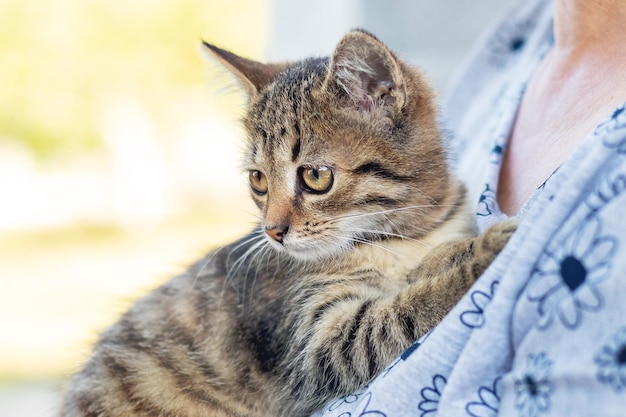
[328,204,441,222]
[342,227,429,247]
[328,232,401,255]
[213,231,268,305]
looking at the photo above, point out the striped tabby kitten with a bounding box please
[60,30,515,417]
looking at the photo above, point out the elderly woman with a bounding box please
[315,0,626,415]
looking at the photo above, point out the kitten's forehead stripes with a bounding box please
[250,58,327,163]
[291,138,301,162]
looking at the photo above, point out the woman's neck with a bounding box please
[554,0,626,55]
[496,0,626,215]
[546,0,626,94]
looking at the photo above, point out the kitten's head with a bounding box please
[203,30,461,262]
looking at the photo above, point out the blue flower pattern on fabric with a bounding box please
[477,184,497,217]
[596,103,626,154]
[418,374,446,417]
[466,377,502,417]
[490,143,505,165]
[526,216,617,330]
[326,390,367,413]
[486,17,534,67]
[352,392,387,417]
[461,281,499,328]
[318,390,385,417]
[514,353,553,417]
[585,173,626,214]
[594,326,626,392]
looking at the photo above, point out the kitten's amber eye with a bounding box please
[249,170,268,195]
[299,165,333,194]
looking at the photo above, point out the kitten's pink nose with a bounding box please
[265,225,288,243]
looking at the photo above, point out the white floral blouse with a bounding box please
[314,0,626,415]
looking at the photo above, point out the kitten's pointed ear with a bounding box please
[202,41,288,96]
[323,30,406,114]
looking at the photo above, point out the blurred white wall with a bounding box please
[266,0,516,92]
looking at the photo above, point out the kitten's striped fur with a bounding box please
[59,30,515,417]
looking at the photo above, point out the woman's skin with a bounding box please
[497,0,626,215]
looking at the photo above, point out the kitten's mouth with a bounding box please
[265,234,349,262]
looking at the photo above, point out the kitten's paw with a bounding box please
[480,219,518,252]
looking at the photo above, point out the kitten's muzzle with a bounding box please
[265,225,289,243]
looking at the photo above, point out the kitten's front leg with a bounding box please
[285,220,517,414]
[400,218,518,331]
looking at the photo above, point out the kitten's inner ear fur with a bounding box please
[201,41,288,96]
[323,30,406,114]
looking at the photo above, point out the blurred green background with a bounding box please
[0,0,266,383]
